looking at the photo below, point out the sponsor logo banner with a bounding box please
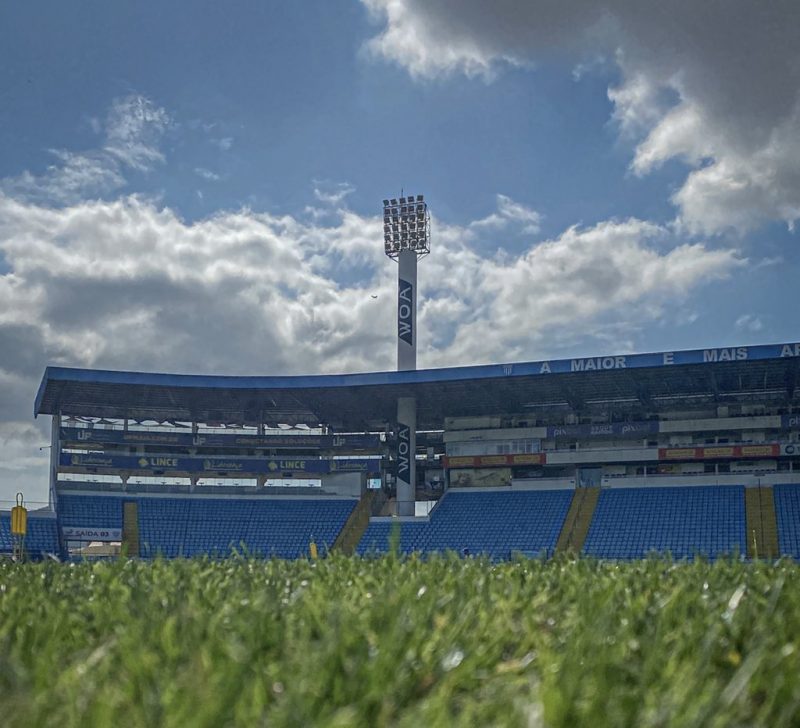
[443,453,545,468]
[658,444,780,461]
[59,427,380,450]
[781,444,800,456]
[398,279,413,346]
[783,414,800,429]
[396,424,411,483]
[739,445,780,457]
[62,526,122,541]
[60,453,380,475]
[547,421,659,438]
[450,468,512,488]
[703,447,736,459]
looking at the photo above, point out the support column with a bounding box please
[397,250,417,371]
[397,249,418,517]
[385,194,429,517]
[49,414,60,509]
[397,396,416,517]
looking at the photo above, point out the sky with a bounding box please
[1,1,799,502]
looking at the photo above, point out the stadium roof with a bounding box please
[36,342,800,431]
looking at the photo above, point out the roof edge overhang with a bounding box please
[34,340,800,419]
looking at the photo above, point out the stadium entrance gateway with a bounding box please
[383,194,430,516]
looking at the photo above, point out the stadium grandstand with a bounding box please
[5,340,799,561]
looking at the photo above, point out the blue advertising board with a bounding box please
[60,452,381,475]
[783,414,800,429]
[546,421,659,438]
[60,427,380,450]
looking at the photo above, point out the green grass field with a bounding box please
[1,554,799,727]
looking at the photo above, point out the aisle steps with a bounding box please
[556,487,600,554]
[122,500,140,557]
[745,486,779,559]
[332,491,376,555]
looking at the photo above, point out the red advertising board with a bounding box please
[658,444,780,461]
[443,453,546,468]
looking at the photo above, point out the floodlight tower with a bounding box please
[383,194,431,516]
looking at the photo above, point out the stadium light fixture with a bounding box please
[382,193,430,260]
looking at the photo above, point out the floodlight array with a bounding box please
[382,194,430,259]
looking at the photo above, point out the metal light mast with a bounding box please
[383,194,430,516]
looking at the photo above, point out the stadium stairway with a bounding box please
[745,486,780,559]
[332,491,377,555]
[122,501,140,557]
[555,487,600,554]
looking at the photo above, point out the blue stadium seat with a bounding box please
[357,489,572,559]
[774,484,800,558]
[58,494,356,559]
[0,514,60,559]
[58,494,124,528]
[137,496,355,559]
[583,486,746,560]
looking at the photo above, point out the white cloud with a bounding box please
[361,1,800,234]
[470,194,541,235]
[735,314,764,333]
[1,94,169,204]
[420,217,742,364]
[195,167,221,181]
[313,180,356,206]
[0,195,740,377]
[103,95,170,170]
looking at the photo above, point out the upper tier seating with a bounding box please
[774,484,800,558]
[583,486,746,560]
[357,489,573,559]
[0,514,60,558]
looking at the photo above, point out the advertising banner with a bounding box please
[443,453,545,469]
[450,467,512,488]
[658,444,780,461]
[398,278,414,346]
[547,421,659,438]
[60,452,381,475]
[783,414,800,430]
[396,424,411,483]
[60,427,380,450]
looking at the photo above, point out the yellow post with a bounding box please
[11,492,27,562]
[309,539,318,560]
[11,492,27,536]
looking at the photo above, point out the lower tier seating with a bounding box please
[583,486,746,559]
[774,484,800,558]
[57,494,355,558]
[139,497,355,558]
[0,514,60,558]
[357,489,573,559]
[58,494,124,528]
